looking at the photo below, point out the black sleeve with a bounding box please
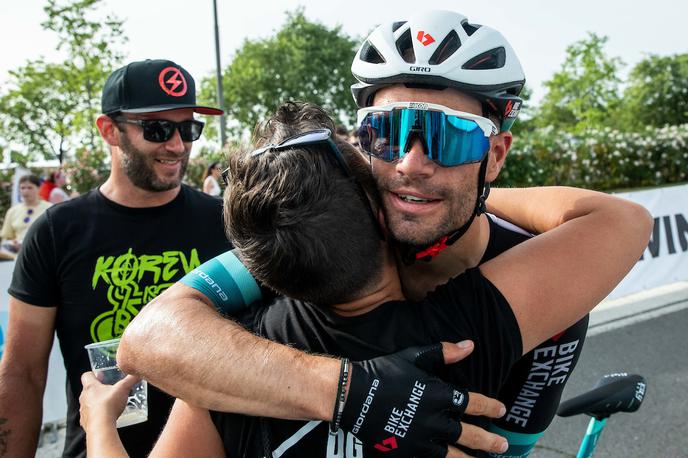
[8,211,59,307]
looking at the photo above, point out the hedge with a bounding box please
[497,123,688,191]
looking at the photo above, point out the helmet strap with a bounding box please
[400,153,491,264]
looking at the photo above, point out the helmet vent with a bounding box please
[462,47,506,70]
[360,40,386,64]
[395,29,415,64]
[392,21,407,33]
[428,30,461,65]
[461,22,482,36]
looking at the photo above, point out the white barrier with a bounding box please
[0,261,67,423]
[608,184,688,299]
[0,183,685,426]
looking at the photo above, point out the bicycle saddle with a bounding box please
[557,373,647,419]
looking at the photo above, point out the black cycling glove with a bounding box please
[340,344,469,457]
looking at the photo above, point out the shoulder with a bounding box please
[480,214,533,264]
[181,184,222,207]
[44,189,97,216]
[38,200,52,210]
[49,187,68,197]
[5,205,20,217]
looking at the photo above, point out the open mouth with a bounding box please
[155,158,181,165]
[395,193,439,204]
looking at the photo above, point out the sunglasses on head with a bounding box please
[114,117,205,143]
[356,102,497,167]
[222,128,383,239]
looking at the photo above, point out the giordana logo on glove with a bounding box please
[351,379,380,434]
[339,344,469,457]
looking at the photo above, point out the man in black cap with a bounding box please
[0,59,231,457]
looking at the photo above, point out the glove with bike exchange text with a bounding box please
[339,344,469,458]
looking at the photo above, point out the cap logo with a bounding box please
[416,31,435,46]
[158,67,188,97]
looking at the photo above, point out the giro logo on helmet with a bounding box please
[416,30,435,46]
[158,67,188,97]
[409,66,432,73]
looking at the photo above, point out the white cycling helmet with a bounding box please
[351,10,526,131]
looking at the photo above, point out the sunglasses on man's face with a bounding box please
[356,102,497,167]
[221,128,384,239]
[114,117,205,143]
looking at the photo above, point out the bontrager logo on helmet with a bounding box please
[158,67,188,97]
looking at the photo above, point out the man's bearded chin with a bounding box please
[119,135,189,192]
[384,196,476,247]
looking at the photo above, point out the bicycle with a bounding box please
[556,372,647,458]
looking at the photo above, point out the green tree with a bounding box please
[202,9,359,138]
[0,0,125,164]
[620,53,688,129]
[536,33,623,132]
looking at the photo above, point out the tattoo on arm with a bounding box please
[0,418,11,456]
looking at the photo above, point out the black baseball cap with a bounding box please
[101,59,223,116]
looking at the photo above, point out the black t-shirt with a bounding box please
[211,267,522,457]
[9,185,231,458]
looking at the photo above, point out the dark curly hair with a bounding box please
[224,102,383,305]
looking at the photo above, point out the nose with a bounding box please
[165,128,186,154]
[394,136,436,178]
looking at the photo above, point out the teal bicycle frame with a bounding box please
[575,417,608,458]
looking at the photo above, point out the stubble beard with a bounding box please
[376,174,477,247]
[119,134,189,192]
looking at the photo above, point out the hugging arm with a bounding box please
[119,270,509,456]
[118,281,340,420]
[481,186,653,352]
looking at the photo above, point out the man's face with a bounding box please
[116,109,194,192]
[370,85,487,246]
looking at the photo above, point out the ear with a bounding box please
[486,131,512,182]
[96,115,121,147]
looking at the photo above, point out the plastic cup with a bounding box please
[84,338,148,428]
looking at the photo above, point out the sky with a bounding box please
[1,0,686,106]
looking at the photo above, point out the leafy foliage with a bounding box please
[536,33,623,132]
[0,0,125,163]
[201,9,359,139]
[498,124,688,190]
[620,53,688,129]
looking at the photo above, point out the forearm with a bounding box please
[0,373,45,457]
[118,287,339,420]
[85,419,129,458]
[487,186,611,234]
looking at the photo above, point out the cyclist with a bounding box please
[117,10,645,457]
[349,10,590,456]
[88,101,650,458]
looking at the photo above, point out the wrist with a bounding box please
[84,415,118,436]
[307,355,342,421]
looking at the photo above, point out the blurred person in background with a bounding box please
[202,161,222,196]
[1,174,51,254]
[47,170,71,203]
